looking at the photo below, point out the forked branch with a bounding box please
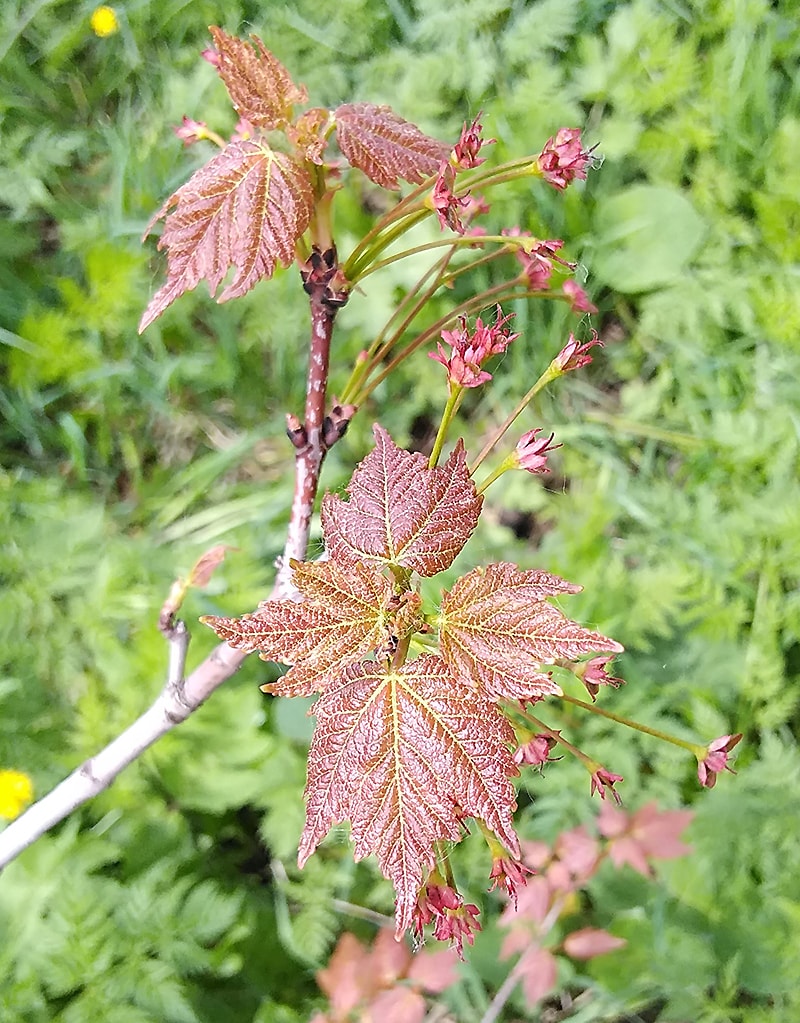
[0,268,344,871]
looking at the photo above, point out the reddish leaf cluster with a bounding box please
[312,928,457,1023]
[203,426,622,939]
[498,802,692,1004]
[140,28,448,331]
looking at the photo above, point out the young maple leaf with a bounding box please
[208,27,308,129]
[334,103,449,189]
[438,561,623,701]
[598,800,693,877]
[315,931,373,1019]
[517,946,559,1004]
[138,140,314,331]
[201,560,421,697]
[286,107,331,164]
[299,655,520,936]
[321,424,482,576]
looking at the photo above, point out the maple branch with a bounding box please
[0,266,342,870]
[275,255,340,598]
[0,625,250,870]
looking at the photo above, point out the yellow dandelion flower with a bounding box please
[91,6,119,38]
[0,769,34,821]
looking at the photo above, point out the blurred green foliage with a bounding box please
[2,0,799,1020]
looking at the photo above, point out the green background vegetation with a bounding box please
[2,0,799,1019]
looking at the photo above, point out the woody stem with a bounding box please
[274,289,336,598]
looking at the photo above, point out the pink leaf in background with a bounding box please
[563,927,626,960]
[599,801,693,877]
[518,946,559,1004]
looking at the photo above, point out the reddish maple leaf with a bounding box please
[598,800,693,877]
[562,927,626,959]
[201,560,418,696]
[438,562,622,700]
[517,946,559,1004]
[139,140,313,331]
[200,426,627,939]
[286,107,331,164]
[299,656,520,936]
[322,424,482,576]
[209,26,308,129]
[334,103,448,189]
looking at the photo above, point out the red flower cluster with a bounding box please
[489,854,534,907]
[429,306,519,388]
[173,116,209,146]
[577,654,624,701]
[513,731,561,768]
[589,767,624,804]
[563,278,598,313]
[502,228,569,290]
[451,112,495,169]
[431,114,495,233]
[432,162,470,232]
[413,883,482,958]
[537,128,594,190]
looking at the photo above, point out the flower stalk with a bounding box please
[470,363,560,473]
[559,693,705,758]
[429,385,466,468]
